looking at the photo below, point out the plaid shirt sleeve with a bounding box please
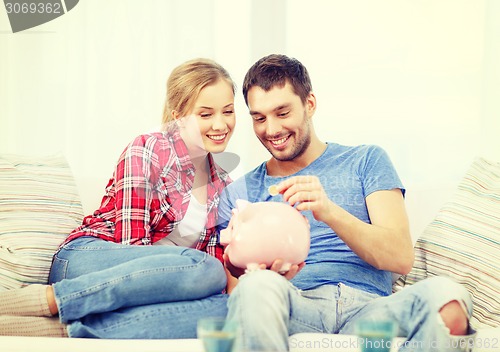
[203,227,225,262]
[114,135,163,245]
[66,130,233,257]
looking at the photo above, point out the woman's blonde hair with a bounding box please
[162,58,235,125]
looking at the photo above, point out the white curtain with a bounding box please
[1,0,253,212]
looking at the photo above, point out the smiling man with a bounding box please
[218,54,474,352]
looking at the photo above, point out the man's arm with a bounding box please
[278,176,414,275]
[326,188,414,274]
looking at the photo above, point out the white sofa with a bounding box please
[1,329,499,352]
[0,154,498,351]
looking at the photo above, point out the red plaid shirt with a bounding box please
[64,125,231,262]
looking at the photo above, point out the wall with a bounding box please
[0,0,253,212]
[283,0,500,237]
[1,0,499,238]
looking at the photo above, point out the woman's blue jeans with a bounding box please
[48,236,228,338]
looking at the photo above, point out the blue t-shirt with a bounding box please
[218,143,405,296]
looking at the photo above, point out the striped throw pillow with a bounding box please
[404,157,499,329]
[0,154,84,290]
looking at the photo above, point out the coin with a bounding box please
[268,185,279,196]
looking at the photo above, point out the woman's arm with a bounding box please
[114,135,162,244]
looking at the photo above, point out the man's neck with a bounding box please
[266,138,327,177]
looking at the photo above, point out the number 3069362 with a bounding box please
[5,2,62,14]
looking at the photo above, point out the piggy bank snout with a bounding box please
[219,228,231,246]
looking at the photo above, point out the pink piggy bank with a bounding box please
[220,199,310,272]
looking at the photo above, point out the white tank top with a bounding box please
[155,194,207,247]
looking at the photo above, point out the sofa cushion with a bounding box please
[0,154,84,290]
[402,157,499,329]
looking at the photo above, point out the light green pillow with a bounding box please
[403,157,499,330]
[0,154,84,290]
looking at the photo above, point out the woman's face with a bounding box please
[180,79,235,155]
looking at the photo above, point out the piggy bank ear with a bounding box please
[231,208,239,218]
[235,199,250,212]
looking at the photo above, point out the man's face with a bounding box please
[247,82,314,161]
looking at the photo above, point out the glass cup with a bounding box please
[356,319,398,352]
[197,317,238,352]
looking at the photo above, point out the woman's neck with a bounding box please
[191,154,209,205]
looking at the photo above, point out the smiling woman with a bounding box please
[0,58,236,339]
[176,79,236,156]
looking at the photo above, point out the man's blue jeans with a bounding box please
[48,236,229,338]
[227,270,474,351]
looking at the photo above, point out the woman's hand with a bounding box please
[223,253,246,278]
[224,266,239,294]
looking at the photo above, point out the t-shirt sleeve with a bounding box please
[216,175,251,233]
[360,145,405,198]
[217,185,236,233]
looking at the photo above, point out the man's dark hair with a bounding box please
[242,54,313,105]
